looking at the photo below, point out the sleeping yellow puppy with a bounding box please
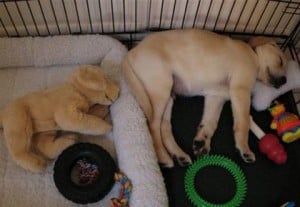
[123,29,287,167]
[0,65,119,172]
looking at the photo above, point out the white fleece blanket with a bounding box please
[0,35,168,207]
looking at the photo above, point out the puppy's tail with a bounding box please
[122,56,153,121]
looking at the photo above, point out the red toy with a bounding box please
[269,102,300,143]
[250,116,287,165]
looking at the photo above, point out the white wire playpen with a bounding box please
[0,1,300,207]
[0,0,299,52]
[2,0,299,110]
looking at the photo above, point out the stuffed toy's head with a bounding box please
[69,65,120,105]
[252,60,300,111]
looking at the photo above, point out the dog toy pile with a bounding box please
[110,172,132,207]
[53,143,117,204]
[54,143,133,205]
[76,159,100,185]
[269,102,300,143]
[184,155,247,207]
[250,116,287,165]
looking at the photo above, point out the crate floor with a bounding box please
[162,93,300,207]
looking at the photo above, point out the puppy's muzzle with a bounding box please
[270,76,286,89]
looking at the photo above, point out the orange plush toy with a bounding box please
[269,102,300,143]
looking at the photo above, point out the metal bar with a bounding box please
[181,0,189,29]
[98,0,104,32]
[147,0,152,29]
[213,0,225,31]
[15,0,29,36]
[281,21,299,49]
[158,0,164,29]
[203,0,213,29]
[280,3,300,35]
[271,1,289,35]
[192,0,201,28]
[110,0,115,32]
[233,0,248,32]
[0,18,9,36]
[50,0,61,35]
[62,0,71,34]
[170,0,177,29]
[269,0,300,3]
[253,1,270,33]
[37,0,50,35]
[262,1,280,34]
[86,0,93,33]
[26,0,40,36]
[290,44,300,63]
[3,1,19,36]
[74,0,82,33]
[284,12,300,15]
[0,0,29,2]
[123,0,126,32]
[288,44,296,59]
[287,5,300,9]
[147,27,289,39]
[223,0,236,32]
[243,0,259,33]
[135,0,137,32]
[294,33,300,46]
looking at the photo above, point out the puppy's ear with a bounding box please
[71,66,106,91]
[248,37,277,48]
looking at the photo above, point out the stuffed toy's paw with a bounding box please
[252,60,300,111]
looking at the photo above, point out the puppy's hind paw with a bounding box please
[159,160,174,168]
[158,155,174,168]
[173,155,192,167]
[159,162,174,168]
[193,140,210,157]
[238,150,256,163]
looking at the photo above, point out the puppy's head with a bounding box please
[69,65,119,105]
[249,37,287,89]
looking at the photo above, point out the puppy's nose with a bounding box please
[271,76,286,89]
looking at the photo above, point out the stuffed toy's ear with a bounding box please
[252,60,300,111]
[88,104,109,119]
[248,37,277,48]
[71,66,106,91]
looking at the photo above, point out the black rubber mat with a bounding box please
[162,92,300,207]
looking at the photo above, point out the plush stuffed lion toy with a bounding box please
[0,65,119,173]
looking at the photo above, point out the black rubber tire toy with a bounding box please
[53,143,117,204]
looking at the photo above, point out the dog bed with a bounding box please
[0,35,168,207]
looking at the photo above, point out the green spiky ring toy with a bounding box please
[184,155,247,207]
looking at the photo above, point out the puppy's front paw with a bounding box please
[193,140,210,157]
